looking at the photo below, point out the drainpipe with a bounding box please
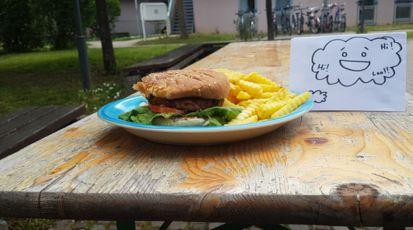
[167,0,175,36]
[359,0,365,33]
[134,0,141,37]
[74,0,90,91]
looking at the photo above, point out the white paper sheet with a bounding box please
[289,32,406,111]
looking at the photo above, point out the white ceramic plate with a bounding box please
[98,95,313,145]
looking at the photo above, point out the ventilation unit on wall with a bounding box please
[140,2,169,39]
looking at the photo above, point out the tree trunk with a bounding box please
[95,0,116,74]
[176,0,188,39]
[266,0,274,40]
[359,0,365,33]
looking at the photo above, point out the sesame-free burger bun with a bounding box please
[133,69,230,99]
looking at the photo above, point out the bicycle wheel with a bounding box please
[291,17,297,35]
[288,23,292,35]
[328,16,333,32]
[296,20,302,35]
[340,16,346,32]
[310,20,318,33]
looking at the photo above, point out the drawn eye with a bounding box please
[361,52,367,57]
[342,52,348,57]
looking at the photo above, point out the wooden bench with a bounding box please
[0,105,85,159]
[124,42,229,76]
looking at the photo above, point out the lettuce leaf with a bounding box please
[118,106,242,126]
[118,106,180,125]
[186,106,242,126]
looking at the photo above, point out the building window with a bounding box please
[395,0,413,23]
[274,0,291,9]
[358,0,377,25]
[239,0,256,13]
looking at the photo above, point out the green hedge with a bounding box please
[0,0,120,52]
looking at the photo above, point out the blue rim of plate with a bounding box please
[98,95,313,132]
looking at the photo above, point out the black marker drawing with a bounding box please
[310,90,327,103]
[311,36,402,87]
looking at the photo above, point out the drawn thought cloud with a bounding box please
[311,36,402,87]
[310,90,327,103]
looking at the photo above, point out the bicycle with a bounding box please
[320,3,334,32]
[280,5,292,35]
[272,9,279,37]
[333,3,346,32]
[291,5,304,35]
[234,10,258,41]
[306,7,320,34]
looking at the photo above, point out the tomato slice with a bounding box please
[149,104,185,114]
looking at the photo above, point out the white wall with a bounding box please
[113,0,140,35]
[113,0,167,36]
[193,0,239,33]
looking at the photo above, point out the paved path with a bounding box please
[88,35,176,48]
[88,30,411,48]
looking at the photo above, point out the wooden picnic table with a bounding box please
[0,41,413,228]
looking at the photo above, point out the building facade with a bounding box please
[193,0,413,34]
[113,0,413,35]
[112,0,168,36]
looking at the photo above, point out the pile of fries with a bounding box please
[216,69,310,125]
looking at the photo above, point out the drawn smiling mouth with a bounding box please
[339,60,371,72]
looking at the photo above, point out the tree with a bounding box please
[0,0,47,52]
[95,0,117,74]
[0,0,120,52]
[266,0,274,40]
[358,0,365,33]
[42,0,119,50]
[176,0,188,39]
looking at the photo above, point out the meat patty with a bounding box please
[148,96,223,112]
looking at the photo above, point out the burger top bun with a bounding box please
[133,69,230,100]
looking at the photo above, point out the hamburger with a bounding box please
[119,69,242,126]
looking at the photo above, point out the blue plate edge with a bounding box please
[97,95,313,132]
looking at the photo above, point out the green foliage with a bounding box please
[119,106,242,126]
[0,0,48,52]
[78,82,124,112]
[86,0,121,38]
[348,23,413,33]
[41,0,120,49]
[0,0,121,52]
[6,218,55,230]
[407,31,413,39]
[136,33,237,45]
[356,26,367,34]
[41,0,96,49]
[0,44,180,115]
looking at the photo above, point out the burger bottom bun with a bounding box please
[152,117,207,126]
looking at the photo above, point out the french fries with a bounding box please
[216,69,310,125]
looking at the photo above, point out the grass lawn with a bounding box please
[136,33,237,45]
[348,23,413,32]
[0,44,180,115]
[407,31,413,39]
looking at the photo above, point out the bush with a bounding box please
[78,82,123,113]
[0,0,121,52]
[0,0,48,52]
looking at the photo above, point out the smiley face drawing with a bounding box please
[339,46,371,72]
[311,36,402,87]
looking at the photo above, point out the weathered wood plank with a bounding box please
[167,48,206,70]
[0,107,37,126]
[0,105,85,159]
[124,44,204,73]
[0,106,57,137]
[0,41,412,226]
